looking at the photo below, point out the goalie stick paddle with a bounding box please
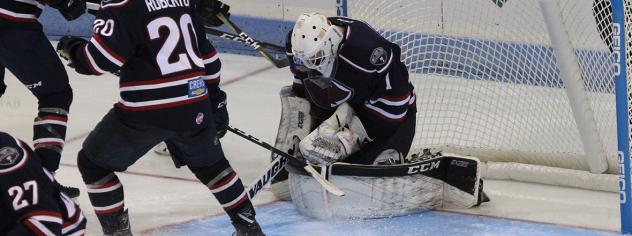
[227,126,346,197]
[215,13,290,68]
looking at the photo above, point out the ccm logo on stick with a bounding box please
[407,160,440,174]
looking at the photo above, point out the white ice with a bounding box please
[0,43,621,235]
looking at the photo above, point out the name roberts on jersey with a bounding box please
[145,0,190,12]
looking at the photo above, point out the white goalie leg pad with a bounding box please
[299,103,370,165]
[153,142,170,156]
[271,86,312,200]
[273,86,312,158]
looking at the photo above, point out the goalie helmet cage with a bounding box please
[337,0,632,233]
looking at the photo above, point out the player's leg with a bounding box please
[0,28,73,173]
[166,126,264,236]
[77,109,168,235]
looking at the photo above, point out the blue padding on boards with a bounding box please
[149,201,618,236]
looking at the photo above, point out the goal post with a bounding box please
[337,0,632,233]
[612,0,632,233]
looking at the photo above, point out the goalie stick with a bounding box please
[215,13,290,68]
[228,126,346,197]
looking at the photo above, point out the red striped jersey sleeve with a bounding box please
[194,20,221,92]
[71,0,134,76]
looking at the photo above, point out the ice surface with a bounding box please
[148,201,618,236]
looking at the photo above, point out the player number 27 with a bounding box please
[147,14,204,75]
[8,180,38,211]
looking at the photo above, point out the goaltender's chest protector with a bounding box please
[328,17,403,106]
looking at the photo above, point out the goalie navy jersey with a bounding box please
[0,132,86,236]
[287,17,416,139]
[69,0,222,131]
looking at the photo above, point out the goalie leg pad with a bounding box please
[271,86,312,200]
[274,86,312,158]
[299,103,370,165]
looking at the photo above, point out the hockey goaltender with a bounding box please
[270,13,490,219]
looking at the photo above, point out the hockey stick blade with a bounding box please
[303,164,345,196]
[227,126,346,197]
[215,13,290,68]
[246,155,288,199]
[204,26,286,52]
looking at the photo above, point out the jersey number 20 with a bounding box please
[148,14,205,75]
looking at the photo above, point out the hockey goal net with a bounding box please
[340,0,631,189]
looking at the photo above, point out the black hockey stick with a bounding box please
[227,126,345,196]
[203,27,286,52]
[215,13,290,68]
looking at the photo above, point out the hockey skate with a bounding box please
[232,221,265,236]
[58,183,80,198]
[99,209,132,236]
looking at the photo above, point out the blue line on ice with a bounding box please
[150,201,619,236]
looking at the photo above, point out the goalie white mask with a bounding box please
[291,13,344,78]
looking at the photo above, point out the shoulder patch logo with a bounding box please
[0,147,20,167]
[370,47,387,66]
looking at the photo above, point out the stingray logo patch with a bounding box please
[188,78,207,98]
[0,147,20,167]
[370,47,388,66]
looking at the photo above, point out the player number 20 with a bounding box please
[8,180,38,211]
[147,14,204,75]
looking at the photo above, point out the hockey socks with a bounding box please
[33,87,73,172]
[189,158,258,225]
[78,151,129,234]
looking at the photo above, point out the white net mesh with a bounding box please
[345,0,627,174]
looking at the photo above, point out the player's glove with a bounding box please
[57,36,86,64]
[196,0,230,27]
[49,0,86,21]
[211,90,229,138]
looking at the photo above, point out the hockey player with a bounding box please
[0,0,86,198]
[0,131,87,235]
[270,12,417,199]
[55,0,264,235]
[275,13,416,166]
[273,13,490,209]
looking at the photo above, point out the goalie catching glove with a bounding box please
[299,103,371,165]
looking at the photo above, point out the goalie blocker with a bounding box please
[286,154,489,219]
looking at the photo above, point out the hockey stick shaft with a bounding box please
[215,13,290,68]
[227,126,345,196]
[246,154,288,199]
[203,27,286,52]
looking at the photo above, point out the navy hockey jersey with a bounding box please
[0,132,86,236]
[0,0,44,25]
[69,0,222,131]
[286,17,416,140]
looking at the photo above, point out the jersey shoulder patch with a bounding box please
[0,136,28,175]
